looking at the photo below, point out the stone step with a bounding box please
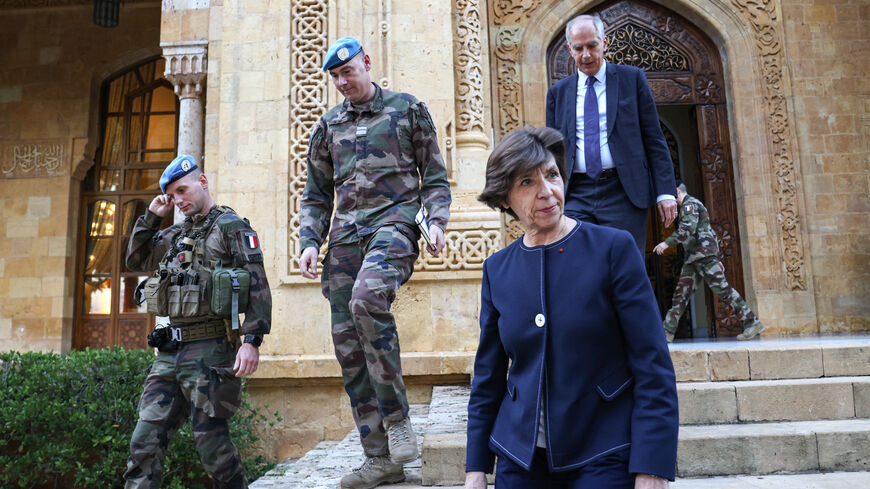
[321,472,870,488]
[251,404,430,489]
[677,419,870,477]
[421,385,870,484]
[669,338,870,382]
[678,376,870,424]
[670,472,870,488]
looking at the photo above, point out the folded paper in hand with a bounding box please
[415,208,436,252]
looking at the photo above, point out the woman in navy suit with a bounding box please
[464,127,678,488]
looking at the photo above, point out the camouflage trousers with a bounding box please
[124,338,247,489]
[321,225,419,457]
[663,257,758,334]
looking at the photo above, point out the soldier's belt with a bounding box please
[166,320,226,343]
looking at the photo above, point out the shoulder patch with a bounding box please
[232,229,263,264]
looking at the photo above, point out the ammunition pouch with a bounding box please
[142,276,169,316]
[211,264,250,331]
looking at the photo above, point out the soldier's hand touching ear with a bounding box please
[148,194,174,217]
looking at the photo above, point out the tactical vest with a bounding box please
[143,206,246,323]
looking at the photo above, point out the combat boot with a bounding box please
[736,320,766,340]
[385,417,419,464]
[340,455,405,489]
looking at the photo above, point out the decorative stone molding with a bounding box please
[286,0,329,276]
[729,0,807,291]
[161,41,208,100]
[453,0,489,149]
[1,140,66,178]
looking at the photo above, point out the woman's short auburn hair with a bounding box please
[477,126,567,219]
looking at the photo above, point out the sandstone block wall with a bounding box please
[782,0,870,332]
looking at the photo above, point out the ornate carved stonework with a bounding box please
[606,23,688,71]
[1,141,66,178]
[287,0,329,275]
[493,26,524,137]
[161,42,207,100]
[491,0,544,26]
[453,0,488,146]
[730,0,807,290]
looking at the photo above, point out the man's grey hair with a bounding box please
[676,182,687,193]
[565,14,606,44]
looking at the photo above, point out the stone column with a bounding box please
[452,0,491,191]
[161,41,208,166]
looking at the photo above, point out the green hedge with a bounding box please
[0,347,279,489]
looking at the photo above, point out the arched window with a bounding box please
[75,57,178,350]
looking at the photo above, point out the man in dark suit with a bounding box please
[546,14,677,252]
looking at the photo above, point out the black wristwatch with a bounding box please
[243,335,263,348]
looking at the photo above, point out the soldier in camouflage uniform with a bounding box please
[123,155,272,489]
[654,181,764,342]
[298,37,451,489]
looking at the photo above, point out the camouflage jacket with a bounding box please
[299,84,452,250]
[664,194,719,263]
[126,205,272,336]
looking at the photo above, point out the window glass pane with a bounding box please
[83,276,112,315]
[84,238,113,275]
[143,151,175,163]
[145,114,176,151]
[122,199,149,234]
[124,169,163,191]
[131,95,143,115]
[120,275,149,313]
[98,169,121,191]
[101,117,123,168]
[151,85,176,112]
[128,112,143,155]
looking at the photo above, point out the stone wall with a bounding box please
[0,3,162,352]
[781,0,870,332]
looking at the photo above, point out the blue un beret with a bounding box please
[160,155,198,193]
[323,37,363,71]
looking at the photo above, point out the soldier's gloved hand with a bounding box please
[148,194,174,217]
[428,224,445,257]
[299,246,320,279]
[653,242,668,255]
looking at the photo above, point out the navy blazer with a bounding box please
[545,63,676,208]
[465,221,678,480]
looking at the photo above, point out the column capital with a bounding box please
[160,41,208,100]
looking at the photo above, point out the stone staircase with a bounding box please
[253,336,870,488]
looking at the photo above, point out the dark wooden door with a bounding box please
[546,0,745,337]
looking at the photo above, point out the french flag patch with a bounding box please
[244,232,259,249]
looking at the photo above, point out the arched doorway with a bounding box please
[546,0,745,338]
[74,57,178,350]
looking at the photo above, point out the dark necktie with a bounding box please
[584,76,602,180]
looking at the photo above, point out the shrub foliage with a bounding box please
[0,347,278,489]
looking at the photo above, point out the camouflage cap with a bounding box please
[323,37,363,71]
[160,155,198,193]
